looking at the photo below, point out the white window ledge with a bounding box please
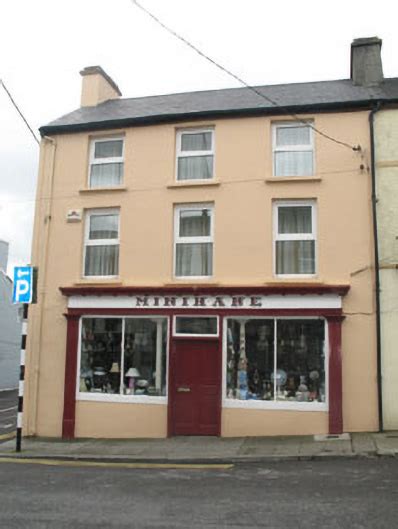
[265,177,322,183]
[77,393,167,405]
[223,398,328,412]
[167,180,220,189]
[79,186,127,193]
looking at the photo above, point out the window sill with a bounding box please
[79,186,127,193]
[265,177,322,183]
[77,393,167,405]
[223,398,328,412]
[167,180,220,189]
[74,279,122,286]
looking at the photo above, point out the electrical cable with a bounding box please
[0,167,362,206]
[130,0,360,152]
[0,79,40,146]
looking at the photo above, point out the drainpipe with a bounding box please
[31,135,57,435]
[369,102,383,432]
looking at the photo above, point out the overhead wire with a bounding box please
[0,167,363,206]
[0,79,40,146]
[130,0,360,152]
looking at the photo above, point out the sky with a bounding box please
[0,0,397,276]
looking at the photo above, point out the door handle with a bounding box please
[177,387,191,393]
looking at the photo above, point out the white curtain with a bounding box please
[90,162,123,187]
[178,155,213,180]
[275,151,313,177]
[276,241,314,274]
[85,245,119,276]
[181,132,211,151]
[176,243,212,276]
[278,206,312,234]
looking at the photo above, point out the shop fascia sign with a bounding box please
[68,293,341,310]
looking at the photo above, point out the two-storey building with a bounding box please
[24,38,398,439]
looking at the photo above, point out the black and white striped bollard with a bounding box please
[16,303,28,452]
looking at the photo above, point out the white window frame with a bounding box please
[272,121,314,177]
[222,316,328,412]
[76,315,169,405]
[273,200,317,278]
[173,315,219,337]
[83,208,120,279]
[174,203,214,279]
[88,136,124,188]
[176,128,215,181]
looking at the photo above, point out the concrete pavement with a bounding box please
[0,431,397,463]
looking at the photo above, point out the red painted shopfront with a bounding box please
[60,285,349,439]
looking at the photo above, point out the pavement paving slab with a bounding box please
[0,431,397,462]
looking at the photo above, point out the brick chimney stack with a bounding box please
[80,66,122,107]
[351,37,384,87]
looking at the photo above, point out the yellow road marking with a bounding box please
[0,457,233,470]
[0,432,15,441]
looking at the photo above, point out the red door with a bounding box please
[169,339,221,436]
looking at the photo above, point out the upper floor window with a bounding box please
[274,201,316,276]
[176,129,214,181]
[174,204,214,278]
[89,137,124,188]
[273,122,314,177]
[84,209,120,277]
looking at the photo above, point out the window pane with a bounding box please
[278,206,312,234]
[276,125,311,146]
[80,318,122,394]
[85,245,119,276]
[275,151,313,176]
[276,240,315,274]
[226,319,274,400]
[178,156,213,180]
[275,320,325,403]
[124,319,167,397]
[181,132,212,151]
[175,317,218,335]
[176,243,212,276]
[179,209,211,237]
[94,140,123,158]
[90,162,123,187]
[89,214,119,240]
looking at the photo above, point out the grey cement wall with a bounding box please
[0,271,21,390]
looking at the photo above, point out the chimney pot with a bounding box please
[351,37,383,87]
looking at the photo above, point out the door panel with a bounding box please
[170,339,221,436]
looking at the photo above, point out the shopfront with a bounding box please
[60,285,348,439]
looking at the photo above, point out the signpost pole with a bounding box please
[13,265,36,453]
[16,303,28,452]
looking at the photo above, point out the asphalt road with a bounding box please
[0,458,397,528]
[0,390,17,438]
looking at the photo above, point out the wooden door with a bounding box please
[169,339,221,436]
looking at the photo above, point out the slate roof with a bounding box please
[40,78,398,136]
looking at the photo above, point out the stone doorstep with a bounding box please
[313,433,351,441]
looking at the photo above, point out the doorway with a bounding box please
[169,338,221,436]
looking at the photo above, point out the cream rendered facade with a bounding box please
[23,105,379,439]
[375,109,398,430]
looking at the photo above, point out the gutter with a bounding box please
[39,99,398,137]
[369,102,383,432]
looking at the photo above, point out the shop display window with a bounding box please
[226,318,325,404]
[79,317,167,398]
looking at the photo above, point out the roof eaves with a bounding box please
[39,97,398,137]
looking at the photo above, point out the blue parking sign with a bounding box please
[13,266,33,304]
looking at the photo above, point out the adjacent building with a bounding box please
[375,108,398,430]
[24,38,398,439]
[0,240,21,391]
